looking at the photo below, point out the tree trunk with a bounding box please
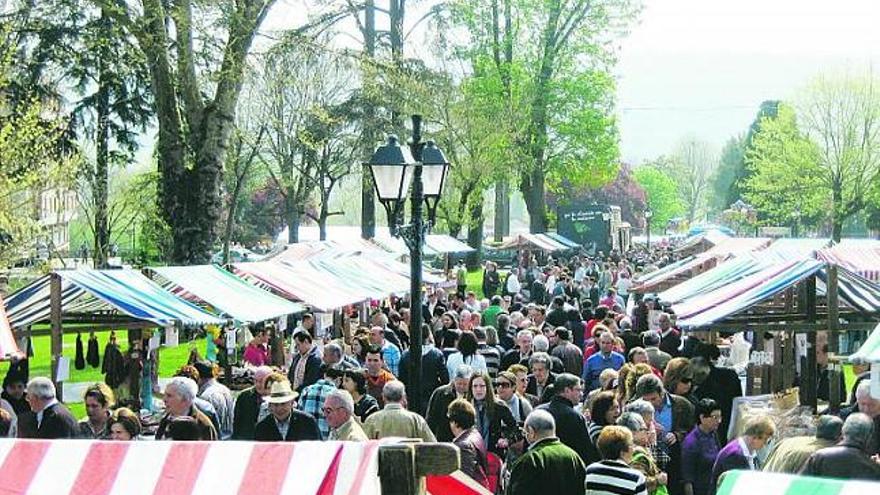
[466,196,483,270]
[493,179,509,241]
[93,12,110,269]
[360,0,377,239]
[522,168,547,233]
[831,181,842,243]
[137,0,274,264]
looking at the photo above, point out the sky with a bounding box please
[616,0,880,164]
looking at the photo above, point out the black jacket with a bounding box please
[231,386,262,440]
[538,395,591,465]
[287,345,322,392]
[476,398,522,456]
[695,365,742,444]
[800,441,880,481]
[525,372,557,400]
[254,410,321,442]
[399,346,449,415]
[426,383,458,442]
[17,402,78,439]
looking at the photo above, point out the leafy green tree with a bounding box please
[709,135,745,213]
[741,103,826,229]
[726,100,779,208]
[633,164,684,230]
[446,0,639,233]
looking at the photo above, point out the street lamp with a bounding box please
[366,114,450,414]
[645,207,653,249]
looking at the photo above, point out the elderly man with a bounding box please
[506,409,586,495]
[254,379,321,441]
[156,376,217,440]
[846,380,880,455]
[801,412,880,481]
[298,364,339,439]
[501,329,534,371]
[643,331,672,372]
[17,377,77,439]
[326,389,368,441]
[193,360,234,440]
[78,383,114,439]
[233,366,273,440]
[323,342,359,369]
[763,415,843,473]
[583,331,625,390]
[363,381,435,442]
[526,352,556,400]
[288,331,323,392]
[538,373,590,465]
[426,364,474,442]
[369,325,401,376]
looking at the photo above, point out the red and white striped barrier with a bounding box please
[0,439,380,495]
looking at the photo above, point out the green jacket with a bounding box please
[506,437,586,495]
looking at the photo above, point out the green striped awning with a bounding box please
[717,470,880,495]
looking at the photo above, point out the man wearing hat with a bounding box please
[254,379,321,441]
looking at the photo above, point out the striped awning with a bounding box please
[818,241,880,282]
[497,233,577,252]
[0,439,380,495]
[4,269,225,328]
[148,265,305,323]
[716,469,880,495]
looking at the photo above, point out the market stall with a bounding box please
[716,469,880,495]
[672,260,880,410]
[496,232,578,253]
[635,236,773,293]
[3,269,225,398]
[0,438,470,495]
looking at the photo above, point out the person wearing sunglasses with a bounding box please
[494,371,532,425]
[663,358,696,405]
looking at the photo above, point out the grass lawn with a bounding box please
[465,269,486,299]
[1,331,208,417]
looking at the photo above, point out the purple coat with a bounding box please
[710,439,751,495]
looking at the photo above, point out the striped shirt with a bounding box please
[478,344,502,377]
[585,459,647,495]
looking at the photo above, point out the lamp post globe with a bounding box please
[363,115,450,414]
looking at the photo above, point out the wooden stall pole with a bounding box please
[802,275,818,411]
[826,265,842,410]
[379,442,459,495]
[49,273,63,399]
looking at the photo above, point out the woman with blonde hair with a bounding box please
[625,363,655,402]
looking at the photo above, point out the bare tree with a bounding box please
[665,138,717,224]
[796,73,880,241]
[254,37,359,243]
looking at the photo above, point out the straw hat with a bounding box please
[264,380,298,404]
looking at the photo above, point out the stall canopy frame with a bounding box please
[148,264,305,323]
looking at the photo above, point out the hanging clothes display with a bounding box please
[74,333,86,370]
[102,332,127,389]
[86,332,100,368]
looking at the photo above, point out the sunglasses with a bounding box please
[680,377,693,383]
[494,381,512,388]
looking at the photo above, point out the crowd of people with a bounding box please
[1,248,880,495]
